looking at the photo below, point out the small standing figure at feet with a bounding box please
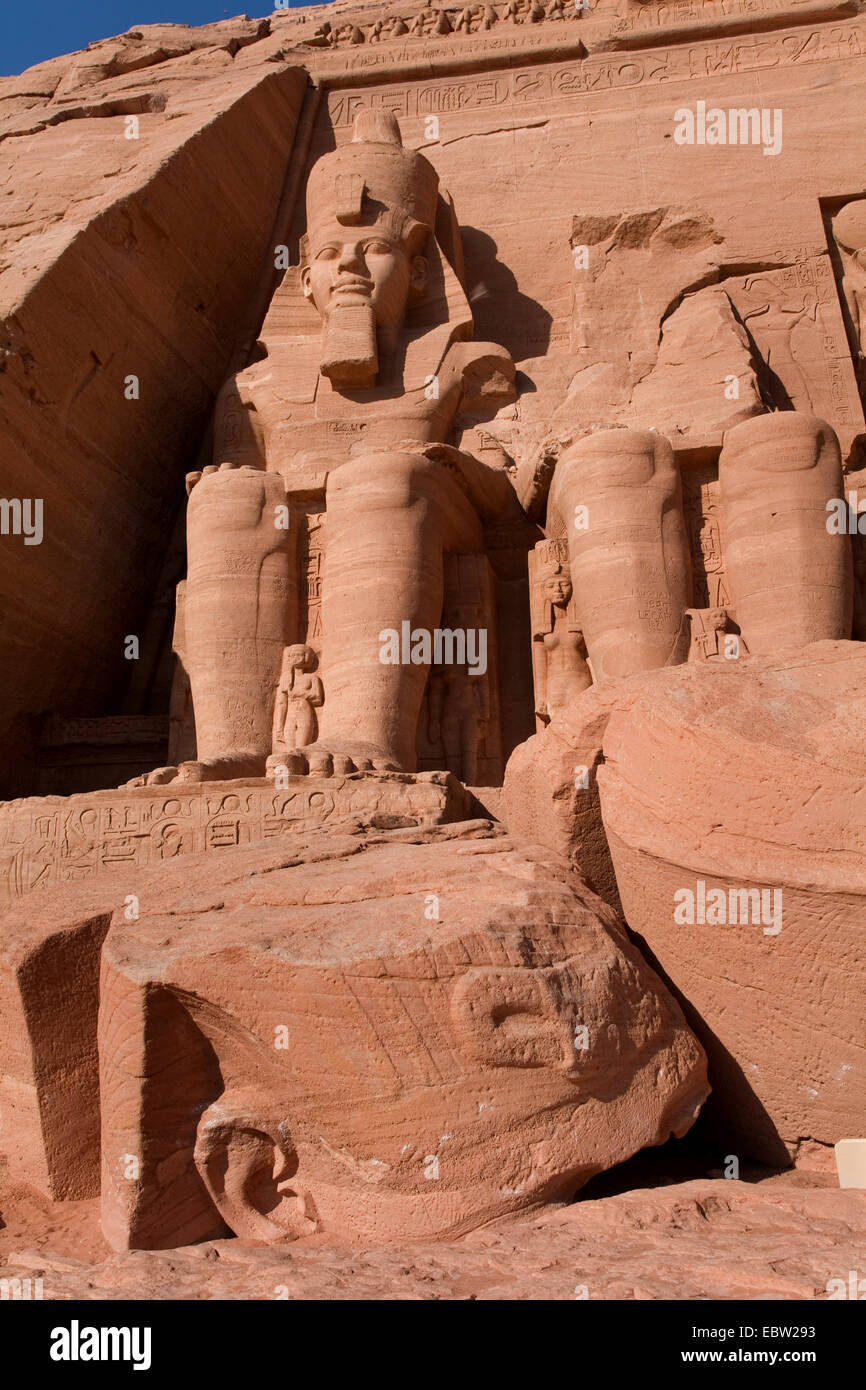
[529,540,592,729]
[272,645,323,754]
[683,607,745,662]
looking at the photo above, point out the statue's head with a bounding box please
[257,108,472,400]
[834,199,866,265]
[185,913,703,1244]
[99,838,708,1250]
[302,111,435,332]
[707,608,728,632]
[541,566,573,608]
[537,542,573,609]
[301,109,443,387]
[285,643,316,672]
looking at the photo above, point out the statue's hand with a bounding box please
[185,461,263,496]
[185,463,288,542]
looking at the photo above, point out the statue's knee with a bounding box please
[556,429,674,497]
[327,451,438,513]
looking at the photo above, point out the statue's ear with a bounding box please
[299,232,313,301]
[409,253,430,298]
[194,1089,319,1243]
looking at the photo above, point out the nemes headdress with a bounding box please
[305,108,440,250]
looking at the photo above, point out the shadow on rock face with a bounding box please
[460,225,553,363]
[624,924,793,1171]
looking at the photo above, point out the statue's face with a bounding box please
[301,222,429,334]
[286,644,312,670]
[707,608,727,631]
[542,572,572,607]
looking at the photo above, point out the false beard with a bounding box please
[320,302,378,388]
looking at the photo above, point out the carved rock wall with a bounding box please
[0,43,306,796]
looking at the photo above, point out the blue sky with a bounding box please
[1,2,316,77]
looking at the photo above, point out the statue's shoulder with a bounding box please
[444,338,517,413]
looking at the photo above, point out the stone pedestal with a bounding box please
[0,772,471,909]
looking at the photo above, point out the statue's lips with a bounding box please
[330,278,374,300]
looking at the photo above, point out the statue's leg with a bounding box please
[550,430,692,680]
[180,466,296,780]
[719,413,853,654]
[315,451,483,772]
[290,697,317,749]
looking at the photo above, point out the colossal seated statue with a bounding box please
[141,108,520,786]
[540,414,852,688]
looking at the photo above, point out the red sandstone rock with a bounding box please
[503,682,624,912]
[1,0,865,1298]
[507,644,866,1164]
[0,822,708,1245]
[94,826,706,1248]
[598,642,866,1164]
[1,1157,862,1300]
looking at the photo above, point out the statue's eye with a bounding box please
[364,240,393,255]
[315,246,340,261]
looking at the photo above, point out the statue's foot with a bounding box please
[124,766,179,788]
[175,754,268,782]
[125,754,268,787]
[266,742,403,780]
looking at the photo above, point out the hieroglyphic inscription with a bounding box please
[682,467,731,610]
[0,777,464,907]
[726,253,864,448]
[296,0,854,70]
[300,512,326,648]
[327,19,865,123]
[612,0,849,33]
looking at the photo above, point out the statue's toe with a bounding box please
[147,766,179,786]
[307,750,334,777]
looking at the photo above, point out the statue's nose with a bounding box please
[336,242,365,274]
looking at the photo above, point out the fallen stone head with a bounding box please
[94,828,708,1247]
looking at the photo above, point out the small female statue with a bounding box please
[272,645,324,753]
[529,541,592,729]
